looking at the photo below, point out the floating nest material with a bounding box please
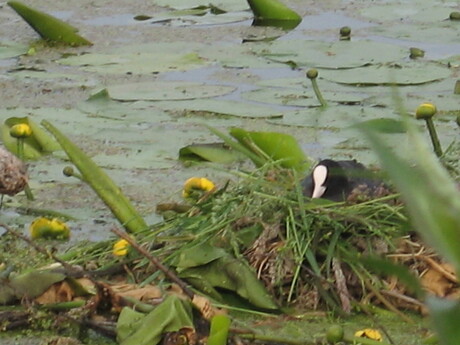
[0,146,28,197]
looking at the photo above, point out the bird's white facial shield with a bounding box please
[311,165,328,198]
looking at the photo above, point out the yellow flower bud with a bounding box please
[415,103,437,120]
[113,239,130,256]
[182,177,216,198]
[355,328,383,341]
[30,217,70,240]
[10,123,32,138]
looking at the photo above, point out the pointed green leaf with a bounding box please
[41,120,147,233]
[8,1,92,46]
[247,0,301,22]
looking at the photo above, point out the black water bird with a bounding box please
[302,159,386,202]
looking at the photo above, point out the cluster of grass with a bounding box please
[60,164,409,314]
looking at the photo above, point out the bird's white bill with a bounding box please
[311,165,327,198]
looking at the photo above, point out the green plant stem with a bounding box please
[16,138,34,200]
[425,118,443,157]
[310,78,327,107]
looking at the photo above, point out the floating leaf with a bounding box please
[152,0,249,12]
[230,128,312,172]
[41,120,148,234]
[320,63,451,85]
[155,99,284,118]
[107,82,236,101]
[242,87,368,107]
[179,143,246,163]
[7,1,92,46]
[58,45,205,74]
[254,40,408,69]
[0,41,28,59]
[1,117,60,159]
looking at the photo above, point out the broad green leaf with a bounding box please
[107,82,235,101]
[117,295,194,345]
[41,121,148,234]
[7,1,92,46]
[230,128,312,172]
[179,255,279,310]
[247,0,301,22]
[173,241,228,271]
[0,269,66,304]
[320,63,451,85]
[208,314,231,345]
[179,143,246,163]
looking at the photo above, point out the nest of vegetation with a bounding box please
[64,164,458,316]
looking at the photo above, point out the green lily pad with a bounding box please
[7,1,92,46]
[200,44,285,68]
[0,41,28,60]
[58,43,205,74]
[319,63,451,85]
[242,87,368,107]
[253,40,408,69]
[107,82,236,101]
[360,3,455,23]
[268,106,399,129]
[153,0,249,12]
[155,99,284,118]
[369,23,460,45]
[78,89,170,120]
[152,8,252,26]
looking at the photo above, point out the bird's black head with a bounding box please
[303,159,349,201]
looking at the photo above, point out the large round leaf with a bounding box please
[253,40,408,68]
[319,63,451,85]
[107,82,236,101]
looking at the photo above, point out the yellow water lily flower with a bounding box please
[30,217,70,240]
[354,328,383,342]
[113,239,130,256]
[10,123,32,138]
[182,177,216,198]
